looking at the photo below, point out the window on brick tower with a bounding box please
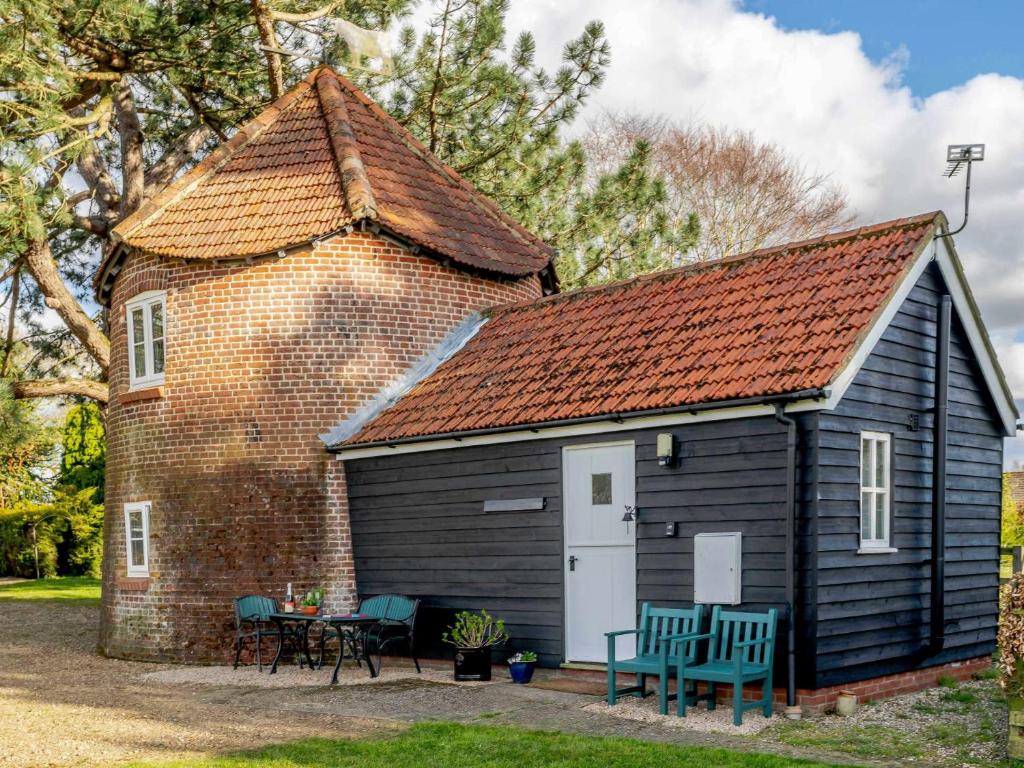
[125,291,166,389]
[124,502,151,577]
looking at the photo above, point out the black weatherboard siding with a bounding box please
[344,419,798,672]
[813,263,1003,687]
[342,266,1005,686]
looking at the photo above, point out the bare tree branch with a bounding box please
[71,213,109,235]
[76,140,119,213]
[269,1,344,23]
[11,379,109,403]
[584,114,855,262]
[144,122,215,194]
[22,237,110,375]
[1,267,20,378]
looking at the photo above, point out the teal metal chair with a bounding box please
[606,603,704,715]
[674,606,778,725]
[232,594,302,671]
[318,594,421,673]
[359,594,421,673]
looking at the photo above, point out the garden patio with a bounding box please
[0,578,1009,767]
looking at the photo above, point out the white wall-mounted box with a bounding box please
[694,532,742,605]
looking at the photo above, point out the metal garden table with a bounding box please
[267,612,381,684]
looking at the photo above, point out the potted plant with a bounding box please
[300,587,323,616]
[1000,573,1024,758]
[507,650,538,684]
[442,609,508,681]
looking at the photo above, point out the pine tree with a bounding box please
[358,0,696,288]
[1,0,693,410]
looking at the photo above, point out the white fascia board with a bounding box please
[933,235,1019,436]
[822,226,1017,436]
[334,399,822,460]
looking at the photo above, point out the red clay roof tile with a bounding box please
[343,213,940,445]
[107,67,553,278]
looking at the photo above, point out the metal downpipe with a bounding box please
[925,294,952,656]
[774,403,800,717]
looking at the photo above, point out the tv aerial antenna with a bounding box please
[936,143,984,239]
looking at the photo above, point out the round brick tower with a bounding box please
[96,68,551,662]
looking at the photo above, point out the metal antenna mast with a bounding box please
[935,143,984,239]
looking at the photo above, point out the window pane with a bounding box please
[152,339,164,375]
[130,538,145,567]
[861,438,872,486]
[875,493,887,542]
[131,308,145,345]
[861,492,872,539]
[128,509,144,537]
[875,439,887,488]
[592,473,612,505]
[150,302,163,340]
[133,342,147,378]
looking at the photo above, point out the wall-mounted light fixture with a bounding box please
[657,433,676,467]
[622,505,636,534]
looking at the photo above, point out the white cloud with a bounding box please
[498,0,1024,461]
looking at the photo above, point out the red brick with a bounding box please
[99,233,542,662]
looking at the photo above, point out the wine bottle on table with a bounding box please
[284,582,294,613]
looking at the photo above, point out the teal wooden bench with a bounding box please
[606,603,704,715]
[675,606,778,725]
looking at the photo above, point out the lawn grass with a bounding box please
[766,721,925,761]
[130,722,856,768]
[0,576,101,604]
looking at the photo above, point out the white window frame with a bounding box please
[858,431,895,553]
[124,502,151,577]
[126,291,166,389]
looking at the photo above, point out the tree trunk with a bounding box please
[251,0,284,99]
[22,238,111,375]
[114,83,145,218]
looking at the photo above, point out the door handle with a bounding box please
[568,555,578,572]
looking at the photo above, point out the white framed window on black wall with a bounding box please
[126,291,166,389]
[124,502,151,577]
[859,431,895,553]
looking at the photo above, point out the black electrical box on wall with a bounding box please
[665,521,677,537]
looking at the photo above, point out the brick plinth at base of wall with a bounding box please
[788,656,992,715]
[557,655,993,717]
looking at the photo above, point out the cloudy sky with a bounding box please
[456,0,1023,466]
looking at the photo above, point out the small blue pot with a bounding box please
[509,661,536,684]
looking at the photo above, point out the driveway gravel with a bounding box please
[0,600,396,767]
[0,598,1001,767]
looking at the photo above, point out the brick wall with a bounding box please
[99,232,541,662]
[1008,471,1024,516]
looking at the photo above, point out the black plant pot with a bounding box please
[454,647,492,681]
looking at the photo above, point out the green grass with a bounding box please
[0,576,100,604]
[129,722,855,768]
[766,722,924,761]
[942,689,978,705]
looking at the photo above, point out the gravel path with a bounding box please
[0,601,397,767]
[3,599,998,768]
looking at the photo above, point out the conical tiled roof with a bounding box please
[104,67,553,289]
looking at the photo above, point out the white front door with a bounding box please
[563,442,637,662]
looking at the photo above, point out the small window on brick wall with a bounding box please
[126,291,166,389]
[124,502,151,577]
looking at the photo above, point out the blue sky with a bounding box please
[746,0,1024,96]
